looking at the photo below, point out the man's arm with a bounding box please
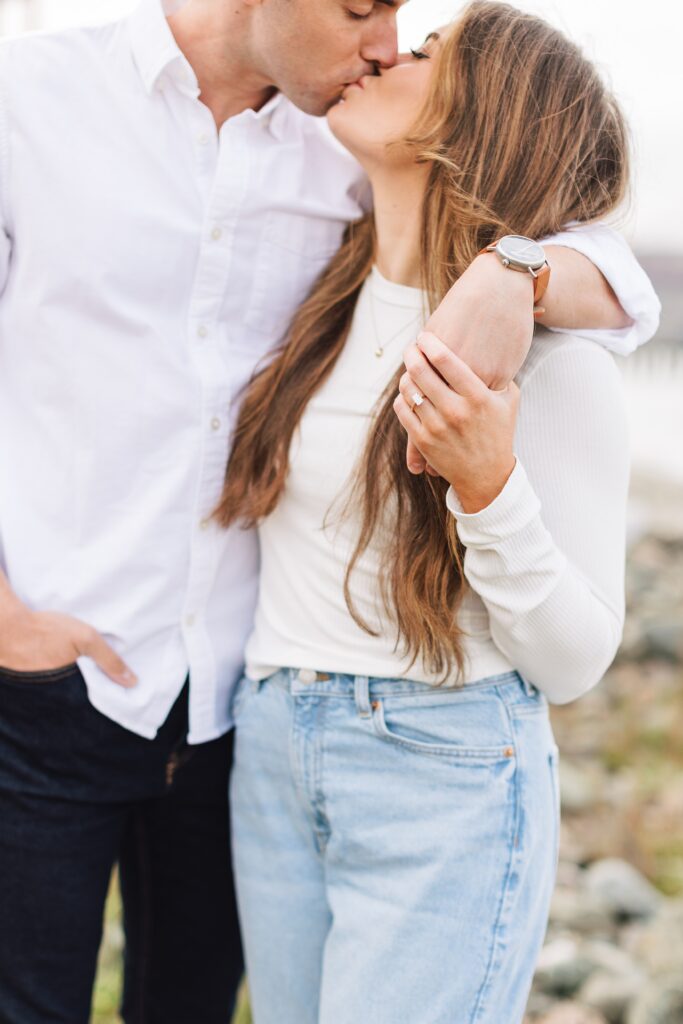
[0,226,8,296]
[538,224,662,354]
[535,245,630,330]
[0,52,10,297]
[0,60,133,688]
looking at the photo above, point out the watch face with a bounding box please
[497,235,546,270]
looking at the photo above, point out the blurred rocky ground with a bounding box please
[525,471,683,1024]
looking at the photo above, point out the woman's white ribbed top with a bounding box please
[245,267,630,704]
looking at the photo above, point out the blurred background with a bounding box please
[1,2,681,1022]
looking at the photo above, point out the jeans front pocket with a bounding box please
[0,663,79,686]
[371,691,516,763]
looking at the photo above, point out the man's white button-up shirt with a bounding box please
[0,0,660,741]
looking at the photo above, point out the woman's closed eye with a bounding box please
[410,48,431,60]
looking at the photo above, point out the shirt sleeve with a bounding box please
[446,339,630,704]
[0,223,9,296]
[0,56,11,296]
[538,222,661,356]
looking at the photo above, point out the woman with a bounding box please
[217,4,630,1022]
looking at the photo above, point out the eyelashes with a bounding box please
[410,48,430,60]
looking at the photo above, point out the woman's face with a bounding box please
[327,31,442,170]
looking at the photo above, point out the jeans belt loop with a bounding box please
[354,676,372,719]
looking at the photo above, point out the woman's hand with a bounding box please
[394,332,520,513]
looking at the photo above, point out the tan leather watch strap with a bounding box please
[532,262,551,316]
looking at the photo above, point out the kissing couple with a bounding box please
[0,1,660,1022]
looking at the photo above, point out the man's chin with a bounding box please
[284,85,348,119]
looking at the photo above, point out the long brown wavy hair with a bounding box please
[215,1,630,680]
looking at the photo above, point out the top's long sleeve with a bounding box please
[447,333,630,704]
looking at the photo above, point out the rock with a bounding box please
[616,920,648,956]
[581,939,642,977]
[580,968,645,1023]
[559,760,604,813]
[572,940,645,1022]
[549,888,615,936]
[630,899,683,975]
[626,974,683,1024]
[556,860,584,888]
[601,773,639,807]
[537,1002,609,1024]
[525,989,556,1017]
[534,937,597,997]
[640,621,683,663]
[582,859,663,922]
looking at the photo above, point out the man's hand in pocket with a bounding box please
[0,605,137,687]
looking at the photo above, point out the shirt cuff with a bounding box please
[446,458,542,545]
[539,222,661,355]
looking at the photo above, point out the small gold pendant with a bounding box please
[374,346,384,358]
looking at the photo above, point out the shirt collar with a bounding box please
[127,0,296,141]
[128,0,199,99]
[243,91,292,143]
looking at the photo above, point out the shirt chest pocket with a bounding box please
[243,211,344,341]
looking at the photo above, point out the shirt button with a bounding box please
[185,613,196,628]
[198,133,209,145]
[199,518,211,531]
[211,227,222,241]
[197,325,208,339]
[298,669,317,684]
[210,417,221,431]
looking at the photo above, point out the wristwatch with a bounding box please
[481,235,551,318]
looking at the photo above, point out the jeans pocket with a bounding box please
[371,696,516,763]
[0,663,79,686]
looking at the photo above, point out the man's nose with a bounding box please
[360,21,399,70]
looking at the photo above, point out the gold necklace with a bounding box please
[368,277,423,359]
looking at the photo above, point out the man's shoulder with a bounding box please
[0,19,125,90]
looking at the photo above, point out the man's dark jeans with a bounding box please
[0,664,243,1024]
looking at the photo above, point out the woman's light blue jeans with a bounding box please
[230,668,560,1024]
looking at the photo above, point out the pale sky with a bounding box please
[2,0,682,253]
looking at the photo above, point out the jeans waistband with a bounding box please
[260,667,542,707]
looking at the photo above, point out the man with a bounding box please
[0,1,659,1022]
